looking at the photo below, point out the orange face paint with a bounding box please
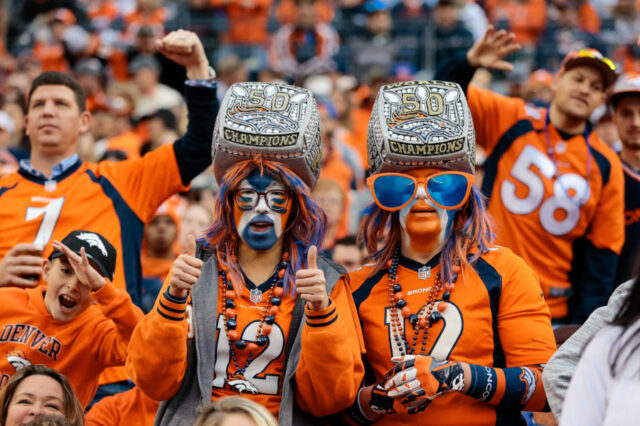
[399,168,451,255]
[404,199,443,253]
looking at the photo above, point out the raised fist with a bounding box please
[156,30,211,80]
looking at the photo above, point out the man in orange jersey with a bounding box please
[0,29,217,305]
[0,230,143,407]
[127,82,364,424]
[0,29,218,401]
[346,80,556,425]
[435,27,624,323]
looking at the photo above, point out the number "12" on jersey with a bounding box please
[212,314,285,395]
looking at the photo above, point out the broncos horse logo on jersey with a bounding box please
[226,372,259,394]
[7,349,31,371]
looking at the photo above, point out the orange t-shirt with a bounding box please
[350,247,556,425]
[579,2,600,34]
[210,0,273,45]
[32,42,68,73]
[485,0,547,45]
[122,8,168,43]
[275,0,334,24]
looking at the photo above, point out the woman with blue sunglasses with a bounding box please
[346,81,557,425]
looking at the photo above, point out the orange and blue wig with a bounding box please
[205,158,327,295]
[359,185,494,286]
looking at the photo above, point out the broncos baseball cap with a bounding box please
[367,80,476,175]
[49,230,117,280]
[608,74,640,107]
[212,82,322,189]
[559,49,618,89]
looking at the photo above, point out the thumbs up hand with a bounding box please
[169,235,203,299]
[295,246,329,311]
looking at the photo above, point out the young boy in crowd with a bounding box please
[0,230,143,407]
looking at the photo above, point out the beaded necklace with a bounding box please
[387,248,459,357]
[220,253,288,392]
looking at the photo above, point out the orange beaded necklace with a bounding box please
[386,247,459,357]
[219,253,289,391]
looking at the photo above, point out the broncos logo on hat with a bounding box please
[76,232,108,256]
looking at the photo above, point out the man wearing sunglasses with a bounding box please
[126,82,364,425]
[346,81,556,425]
[435,26,625,324]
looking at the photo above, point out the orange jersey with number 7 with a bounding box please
[0,144,187,302]
[467,86,624,320]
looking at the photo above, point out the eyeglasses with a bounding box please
[366,172,475,211]
[574,49,616,71]
[234,189,290,212]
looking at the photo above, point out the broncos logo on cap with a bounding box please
[7,349,31,371]
[76,232,108,256]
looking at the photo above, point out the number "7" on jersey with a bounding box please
[25,197,65,248]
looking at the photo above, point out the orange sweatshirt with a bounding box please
[0,284,143,407]
[126,261,364,422]
[85,386,158,426]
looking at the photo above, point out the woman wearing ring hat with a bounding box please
[126,82,363,425]
[346,80,556,425]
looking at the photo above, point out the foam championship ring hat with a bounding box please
[609,74,640,106]
[368,80,475,175]
[212,82,322,189]
[49,230,117,280]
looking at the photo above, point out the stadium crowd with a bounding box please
[0,0,639,425]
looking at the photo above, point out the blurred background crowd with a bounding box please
[0,0,635,292]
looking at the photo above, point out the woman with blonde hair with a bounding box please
[194,397,277,426]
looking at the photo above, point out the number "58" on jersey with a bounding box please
[500,145,590,236]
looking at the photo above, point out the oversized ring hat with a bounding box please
[367,80,475,175]
[212,82,322,189]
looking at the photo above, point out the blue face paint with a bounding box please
[240,213,278,251]
[247,170,275,192]
[234,172,291,252]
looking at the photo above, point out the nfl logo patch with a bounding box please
[250,288,263,304]
[418,266,431,280]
